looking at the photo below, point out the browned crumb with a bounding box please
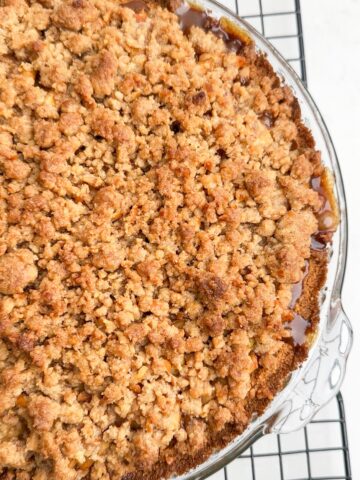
[0,0,332,479]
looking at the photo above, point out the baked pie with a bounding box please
[0,0,338,478]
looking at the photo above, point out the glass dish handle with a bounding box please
[265,300,352,434]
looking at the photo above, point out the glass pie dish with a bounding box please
[172,1,353,479]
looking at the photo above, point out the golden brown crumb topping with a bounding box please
[0,0,333,478]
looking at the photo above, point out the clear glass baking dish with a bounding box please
[172,1,353,478]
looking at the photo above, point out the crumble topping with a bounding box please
[0,0,333,478]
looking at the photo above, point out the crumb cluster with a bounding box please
[0,0,329,478]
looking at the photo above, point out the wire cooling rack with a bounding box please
[207,393,352,479]
[207,394,352,480]
[205,0,352,479]
[222,0,307,83]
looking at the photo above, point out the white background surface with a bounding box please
[301,0,360,477]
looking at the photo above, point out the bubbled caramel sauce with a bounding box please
[124,0,339,347]
[289,169,338,346]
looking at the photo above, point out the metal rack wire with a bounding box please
[209,394,352,480]
[224,0,307,83]
[206,0,352,478]
[225,393,352,480]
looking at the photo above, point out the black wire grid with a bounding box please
[214,394,352,480]
[231,0,307,84]
[207,0,352,479]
